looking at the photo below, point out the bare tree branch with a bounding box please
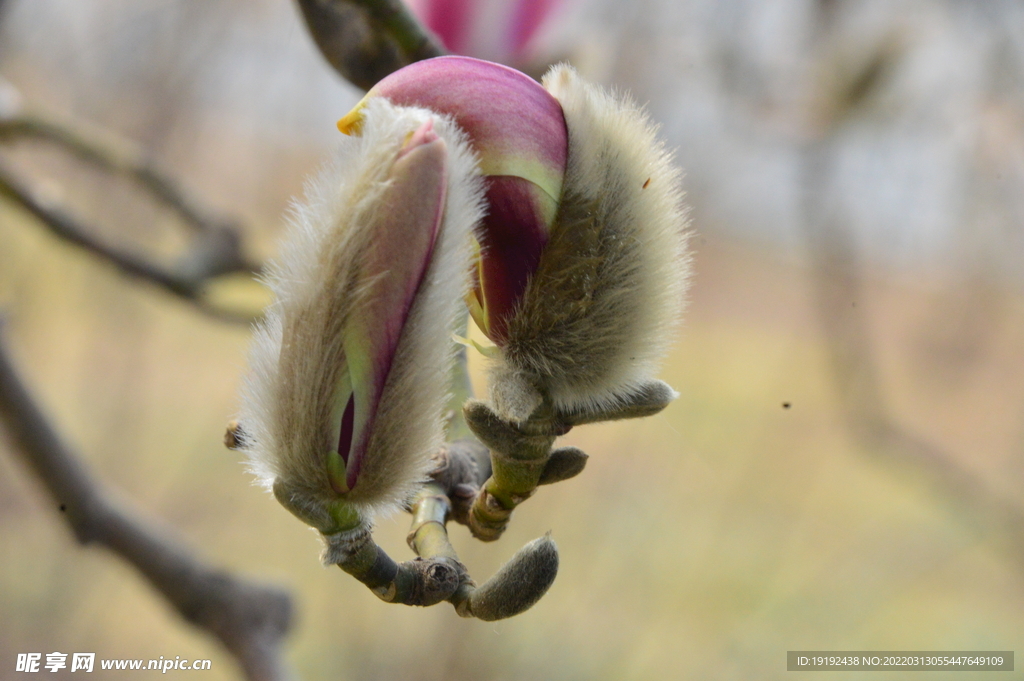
[296,0,443,90]
[0,83,263,323]
[0,158,258,324]
[0,322,294,681]
[0,112,239,238]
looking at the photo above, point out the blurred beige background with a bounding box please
[1,0,1023,679]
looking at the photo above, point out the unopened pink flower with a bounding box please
[340,56,567,344]
[239,100,485,532]
[339,57,691,425]
[406,0,563,65]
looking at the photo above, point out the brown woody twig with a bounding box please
[0,92,262,323]
[0,157,258,324]
[0,112,239,238]
[0,322,294,681]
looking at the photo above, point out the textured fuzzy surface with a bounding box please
[238,99,485,520]
[489,64,691,422]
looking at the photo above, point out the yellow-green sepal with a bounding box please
[327,448,351,494]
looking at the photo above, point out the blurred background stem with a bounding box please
[0,322,294,681]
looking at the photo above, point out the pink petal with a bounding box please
[335,126,448,491]
[472,175,551,343]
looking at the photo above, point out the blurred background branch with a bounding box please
[0,111,244,238]
[0,2,453,678]
[0,322,294,681]
[802,141,1024,566]
[0,159,255,323]
[0,95,261,323]
[801,3,1024,568]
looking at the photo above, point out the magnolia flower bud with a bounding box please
[238,99,485,533]
[339,56,568,344]
[339,58,690,425]
[496,64,691,422]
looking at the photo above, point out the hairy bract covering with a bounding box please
[238,99,485,520]
[490,64,691,422]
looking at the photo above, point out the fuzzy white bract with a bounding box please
[487,64,692,422]
[238,99,485,524]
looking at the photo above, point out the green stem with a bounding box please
[333,524,462,606]
[461,380,674,541]
[407,482,457,560]
[407,483,475,616]
[463,399,558,541]
[405,482,560,620]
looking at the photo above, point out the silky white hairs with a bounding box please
[238,99,486,520]
[487,64,691,422]
[238,65,689,526]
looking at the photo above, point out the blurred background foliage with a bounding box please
[1,0,1023,679]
